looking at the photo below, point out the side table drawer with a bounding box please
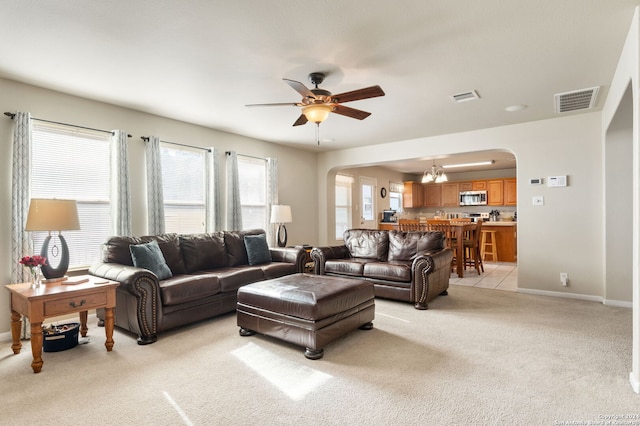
[44,292,107,316]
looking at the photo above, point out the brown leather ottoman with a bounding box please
[237,274,375,359]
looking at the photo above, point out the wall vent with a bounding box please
[450,90,481,103]
[554,86,599,113]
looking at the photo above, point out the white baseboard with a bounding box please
[517,287,633,308]
[630,372,640,394]
[517,287,604,303]
[604,299,633,308]
[0,330,11,343]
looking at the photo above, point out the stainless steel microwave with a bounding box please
[459,190,488,206]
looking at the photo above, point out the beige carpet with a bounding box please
[0,285,637,425]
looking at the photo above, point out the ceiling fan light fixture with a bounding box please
[302,104,333,123]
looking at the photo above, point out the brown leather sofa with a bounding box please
[311,229,453,310]
[89,229,305,344]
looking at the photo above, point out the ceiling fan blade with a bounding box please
[331,85,385,103]
[292,114,308,126]
[332,105,371,120]
[283,78,315,99]
[245,102,301,107]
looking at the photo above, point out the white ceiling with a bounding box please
[1,1,638,174]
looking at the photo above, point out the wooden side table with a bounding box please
[5,275,119,373]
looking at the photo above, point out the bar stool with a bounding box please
[480,229,498,262]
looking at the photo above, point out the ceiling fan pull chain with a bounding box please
[315,123,320,145]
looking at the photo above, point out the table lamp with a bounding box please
[270,205,292,247]
[25,198,80,279]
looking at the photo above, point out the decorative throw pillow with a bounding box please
[129,240,173,280]
[244,234,271,265]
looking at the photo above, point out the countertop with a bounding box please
[483,221,517,226]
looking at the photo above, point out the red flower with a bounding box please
[19,255,47,267]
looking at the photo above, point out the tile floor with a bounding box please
[449,261,518,292]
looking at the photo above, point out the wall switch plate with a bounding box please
[532,196,544,206]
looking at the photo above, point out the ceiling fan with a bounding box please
[246,72,385,131]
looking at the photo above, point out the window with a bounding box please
[160,144,206,234]
[335,174,354,239]
[238,155,267,230]
[389,182,404,212]
[31,121,111,268]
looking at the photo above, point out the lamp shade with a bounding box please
[25,199,80,231]
[270,205,292,224]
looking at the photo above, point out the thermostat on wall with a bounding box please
[529,178,543,185]
[548,175,567,187]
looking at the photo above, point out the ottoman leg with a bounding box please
[359,321,374,330]
[305,348,324,360]
[239,327,256,337]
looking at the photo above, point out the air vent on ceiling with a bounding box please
[554,86,599,113]
[450,90,481,103]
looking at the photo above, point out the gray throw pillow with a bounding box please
[244,234,271,265]
[130,240,173,280]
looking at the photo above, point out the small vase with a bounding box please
[31,266,44,289]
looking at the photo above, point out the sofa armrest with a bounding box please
[410,248,453,309]
[269,246,306,273]
[310,245,350,275]
[89,262,160,343]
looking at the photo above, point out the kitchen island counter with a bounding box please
[482,222,517,262]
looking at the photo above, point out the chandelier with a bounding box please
[421,161,448,183]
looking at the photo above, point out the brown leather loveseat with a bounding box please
[311,229,453,310]
[89,229,305,344]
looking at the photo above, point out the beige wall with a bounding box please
[601,5,640,394]
[0,78,318,334]
[317,113,605,299]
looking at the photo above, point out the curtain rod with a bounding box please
[4,112,132,137]
[225,151,265,161]
[141,136,212,152]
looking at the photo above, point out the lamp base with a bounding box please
[277,224,288,247]
[40,234,70,279]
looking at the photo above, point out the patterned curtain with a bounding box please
[213,148,223,231]
[110,130,132,236]
[266,158,278,246]
[145,136,165,235]
[226,151,242,231]
[10,111,33,338]
[205,147,223,232]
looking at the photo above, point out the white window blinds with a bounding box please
[31,121,111,268]
[160,143,206,234]
[238,156,267,231]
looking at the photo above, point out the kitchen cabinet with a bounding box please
[459,181,473,191]
[423,184,442,207]
[403,181,423,208]
[459,180,487,191]
[441,183,459,207]
[487,180,504,206]
[403,178,517,208]
[504,178,517,206]
[482,223,517,262]
[472,181,487,191]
